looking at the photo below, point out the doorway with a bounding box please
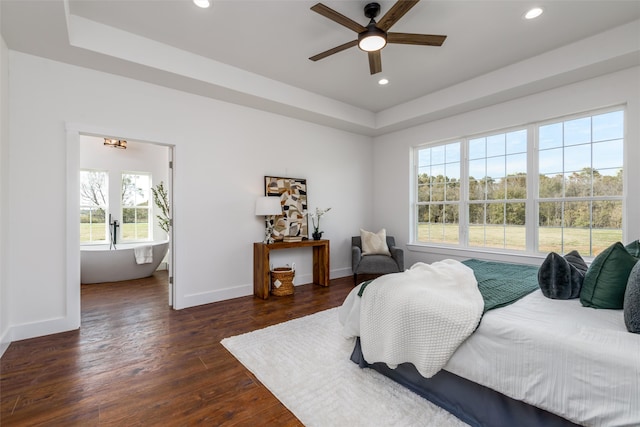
[71,130,175,311]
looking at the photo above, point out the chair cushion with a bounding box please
[580,242,638,309]
[356,254,400,274]
[361,228,391,256]
[624,262,640,333]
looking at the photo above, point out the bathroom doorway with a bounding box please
[78,134,175,307]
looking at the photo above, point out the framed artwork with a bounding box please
[265,176,308,242]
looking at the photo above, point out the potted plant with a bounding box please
[308,207,331,240]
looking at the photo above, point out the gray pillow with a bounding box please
[538,251,586,299]
[564,250,588,298]
[625,240,640,258]
[624,262,640,333]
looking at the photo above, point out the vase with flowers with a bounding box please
[308,207,331,240]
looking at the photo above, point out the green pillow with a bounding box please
[581,242,639,309]
[625,240,640,258]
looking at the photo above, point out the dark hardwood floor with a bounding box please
[0,272,355,426]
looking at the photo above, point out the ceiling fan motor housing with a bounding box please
[364,2,381,19]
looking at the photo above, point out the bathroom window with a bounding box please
[80,169,108,243]
[121,172,151,241]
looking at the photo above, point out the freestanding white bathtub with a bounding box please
[81,240,170,284]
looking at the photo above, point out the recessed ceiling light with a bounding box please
[378,78,389,85]
[193,0,210,8]
[524,7,544,20]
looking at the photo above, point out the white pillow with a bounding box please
[360,228,391,256]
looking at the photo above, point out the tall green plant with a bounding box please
[152,181,170,234]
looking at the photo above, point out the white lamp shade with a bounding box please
[255,196,282,216]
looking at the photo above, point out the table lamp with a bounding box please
[255,196,282,243]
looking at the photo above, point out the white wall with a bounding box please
[7,51,373,341]
[373,66,640,268]
[0,26,10,356]
[79,135,170,244]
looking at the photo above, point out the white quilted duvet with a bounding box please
[339,259,483,378]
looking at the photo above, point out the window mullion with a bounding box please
[527,124,538,253]
[459,139,469,246]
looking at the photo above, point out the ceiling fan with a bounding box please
[309,0,447,75]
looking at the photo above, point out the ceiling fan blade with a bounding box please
[377,0,420,32]
[387,33,447,46]
[310,3,367,33]
[368,51,382,75]
[309,40,358,61]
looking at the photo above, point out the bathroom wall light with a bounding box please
[103,138,127,149]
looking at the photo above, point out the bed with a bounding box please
[339,259,640,427]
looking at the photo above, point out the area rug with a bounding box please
[221,308,468,427]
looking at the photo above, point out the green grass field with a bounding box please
[418,223,621,256]
[80,223,149,242]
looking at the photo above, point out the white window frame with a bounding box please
[80,169,109,244]
[411,106,625,259]
[121,172,152,242]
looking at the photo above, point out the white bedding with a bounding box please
[444,289,640,427]
[339,259,483,378]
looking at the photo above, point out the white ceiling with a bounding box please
[2,0,639,134]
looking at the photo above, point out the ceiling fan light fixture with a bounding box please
[358,24,387,52]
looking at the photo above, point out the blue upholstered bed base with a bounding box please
[350,338,580,427]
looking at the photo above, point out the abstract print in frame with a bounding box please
[265,176,308,242]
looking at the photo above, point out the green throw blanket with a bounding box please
[358,259,539,314]
[462,259,539,313]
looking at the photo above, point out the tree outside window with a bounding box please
[122,173,151,241]
[80,170,108,243]
[413,107,624,256]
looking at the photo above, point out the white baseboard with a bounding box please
[0,328,10,358]
[177,284,253,309]
[8,316,79,343]
[176,268,353,309]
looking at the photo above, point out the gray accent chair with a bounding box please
[352,235,404,285]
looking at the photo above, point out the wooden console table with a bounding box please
[253,239,330,299]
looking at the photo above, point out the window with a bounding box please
[416,142,461,244]
[468,129,527,250]
[80,169,108,243]
[413,107,624,256]
[121,173,151,241]
[538,110,624,256]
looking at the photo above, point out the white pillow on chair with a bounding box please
[361,228,391,256]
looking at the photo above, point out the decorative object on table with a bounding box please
[255,196,282,244]
[265,176,308,242]
[308,207,331,240]
[152,181,171,234]
[271,263,295,296]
